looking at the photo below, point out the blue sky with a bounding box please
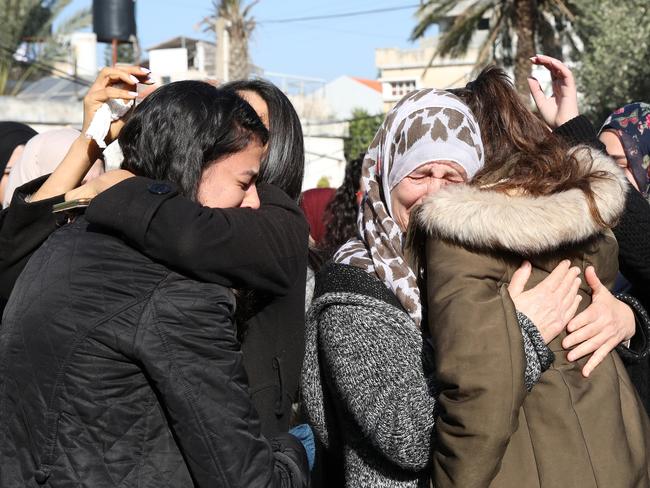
[59,1,427,81]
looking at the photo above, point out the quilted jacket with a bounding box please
[0,217,309,488]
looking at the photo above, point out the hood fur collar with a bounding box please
[415,146,629,254]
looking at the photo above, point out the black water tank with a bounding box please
[93,0,136,43]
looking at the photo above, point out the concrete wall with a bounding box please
[0,97,82,131]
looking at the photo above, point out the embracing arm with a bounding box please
[85,178,309,295]
[135,276,309,488]
[426,239,527,488]
[317,298,435,470]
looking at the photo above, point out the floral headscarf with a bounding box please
[334,88,484,327]
[601,102,650,196]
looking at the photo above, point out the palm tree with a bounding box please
[206,0,258,81]
[0,0,91,94]
[411,0,578,96]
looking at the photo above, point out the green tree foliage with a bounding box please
[0,0,91,94]
[345,108,383,161]
[573,0,650,124]
[411,0,578,96]
[316,176,331,188]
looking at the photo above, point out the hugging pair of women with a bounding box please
[303,56,650,487]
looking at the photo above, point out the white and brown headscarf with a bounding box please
[334,88,484,327]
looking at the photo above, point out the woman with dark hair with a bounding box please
[0,76,309,439]
[320,154,364,258]
[412,65,650,488]
[0,75,311,487]
[223,79,305,201]
[597,102,650,411]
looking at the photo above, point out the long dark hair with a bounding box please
[120,80,268,199]
[320,153,364,257]
[450,66,611,228]
[222,79,304,201]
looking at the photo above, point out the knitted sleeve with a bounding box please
[615,293,650,363]
[517,311,555,391]
[317,299,435,471]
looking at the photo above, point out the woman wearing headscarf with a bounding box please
[0,122,37,204]
[597,102,650,411]
[301,89,583,487]
[2,128,103,207]
[413,66,650,488]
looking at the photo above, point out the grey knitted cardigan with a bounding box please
[301,263,551,488]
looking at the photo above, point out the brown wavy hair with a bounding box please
[449,66,612,228]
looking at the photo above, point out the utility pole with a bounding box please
[215,17,229,83]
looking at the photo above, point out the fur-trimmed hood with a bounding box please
[415,146,628,255]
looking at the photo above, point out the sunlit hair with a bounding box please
[450,66,612,228]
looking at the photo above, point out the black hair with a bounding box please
[222,79,304,200]
[119,80,268,199]
[320,153,364,258]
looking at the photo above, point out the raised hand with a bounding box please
[528,54,579,129]
[82,66,152,144]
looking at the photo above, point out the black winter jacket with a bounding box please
[0,177,309,437]
[0,217,308,488]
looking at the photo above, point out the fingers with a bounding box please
[565,329,608,362]
[582,337,620,377]
[542,259,571,290]
[100,86,138,102]
[527,76,547,108]
[93,66,151,89]
[584,266,603,295]
[567,304,596,333]
[508,261,532,297]
[557,266,581,297]
[564,318,600,349]
[563,294,583,325]
[531,54,575,84]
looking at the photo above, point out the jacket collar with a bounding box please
[415,146,629,254]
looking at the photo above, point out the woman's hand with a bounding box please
[508,260,582,344]
[563,266,635,377]
[528,54,579,129]
[64,169,135,202]
[82,66,151,144]
[30,67,149,203]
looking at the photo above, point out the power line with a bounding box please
[258,5,420,24]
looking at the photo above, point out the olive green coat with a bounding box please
[415,147,650,488]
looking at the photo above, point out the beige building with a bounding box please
[375,2,489,111]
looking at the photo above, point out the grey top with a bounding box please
[301,263,550,488]
[303,290,434,488]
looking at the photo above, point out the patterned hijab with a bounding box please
[334,88,484,327]
[601,102,650,196]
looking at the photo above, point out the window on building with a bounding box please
[390,80,416,98]
[478,18,490,30]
